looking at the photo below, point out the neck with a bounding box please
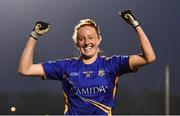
[81,53,98,65]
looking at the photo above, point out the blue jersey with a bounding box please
[42,55,132,115]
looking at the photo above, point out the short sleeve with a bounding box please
[110,55,133,76]
[42,60,65,81]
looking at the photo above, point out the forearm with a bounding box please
[135,26,156,63]
[18,37,37,74]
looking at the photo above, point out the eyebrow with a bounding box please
[78,34,97,38]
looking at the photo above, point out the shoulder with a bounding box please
[99,55,129,61]
[99,55,112,61]
[56,56,80,64]
[63,57,80,62]
[44,57,80,66]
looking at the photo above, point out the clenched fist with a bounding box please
[30,21,50,40]
[119,10,140,28]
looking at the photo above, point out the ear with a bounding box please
[75,42,80,49]
[98,36,102,45]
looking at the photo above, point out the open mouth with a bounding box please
[80,44,97,59]
[83,45,93,51]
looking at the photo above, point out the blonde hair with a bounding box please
[72,19,101,43]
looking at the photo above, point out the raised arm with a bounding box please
[18,21,50,77]
[129,26,156,71]
[119,10,156,71]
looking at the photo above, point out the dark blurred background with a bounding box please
[0,0,179,114]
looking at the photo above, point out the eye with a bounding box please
[88,36,94,40]
[77,37,84,42]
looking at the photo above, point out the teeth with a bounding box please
[84,46,92,50]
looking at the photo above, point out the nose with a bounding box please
[84,38,90,45]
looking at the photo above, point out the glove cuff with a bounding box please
[30,31,40,40]
[132,21,140,28]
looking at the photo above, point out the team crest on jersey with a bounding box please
[97,69,105,77]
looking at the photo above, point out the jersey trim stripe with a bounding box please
[113,76,119,99]
[81,97,112,116]
[63,91,69,114]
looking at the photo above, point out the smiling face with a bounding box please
[76,26,101,60]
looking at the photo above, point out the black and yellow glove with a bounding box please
[30,21,50,40]
[119,10,140,28]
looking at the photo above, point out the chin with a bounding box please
[81,53,96,60]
